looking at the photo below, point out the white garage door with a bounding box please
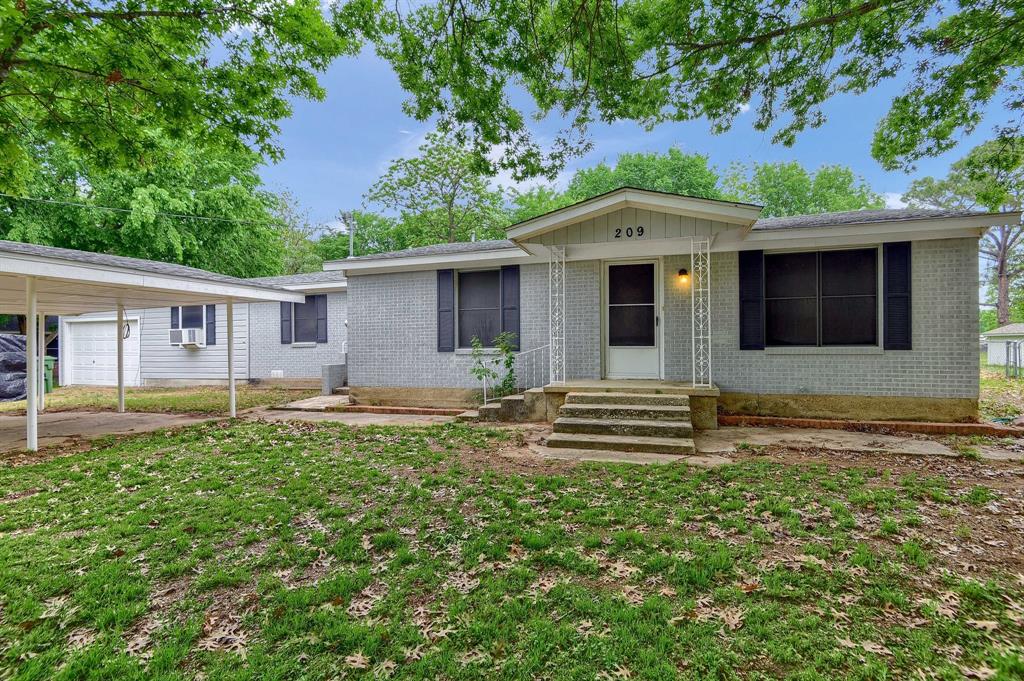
[66,319,142,386]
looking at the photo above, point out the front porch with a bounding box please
[541,379,719,429]
[480,378,720,431]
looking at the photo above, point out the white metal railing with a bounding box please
[516,344,550,391]
[691,238,712,387]
[549,245,566,384]
[481,344,551,403]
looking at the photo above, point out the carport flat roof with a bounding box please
[0,240,305,314]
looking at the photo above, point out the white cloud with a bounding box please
[883,192,908,209]
[739,102,751,114]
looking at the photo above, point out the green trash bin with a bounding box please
[43,357,55,393]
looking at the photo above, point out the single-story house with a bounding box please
[328,187,1014,425]
[59,271,347,389]
[982,323,1024,366]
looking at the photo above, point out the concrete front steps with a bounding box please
[547,391,695,456]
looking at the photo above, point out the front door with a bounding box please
[605,260,661,379]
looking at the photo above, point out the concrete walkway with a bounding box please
[278,395,350,411]
[0,411,211,453]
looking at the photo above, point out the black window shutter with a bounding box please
[884,242,912,350]
[500,265,520,350]
[315,295,328,343]
[738,250,765,350]
[280,302,292,344]
[205,305,216,345]
[437,269,455,352]
[170,307,180,330]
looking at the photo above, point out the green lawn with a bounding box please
[980,351,1024,422]
[1,421,1022,679]
[0,386,317,416]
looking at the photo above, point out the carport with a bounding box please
[0,240,305,451]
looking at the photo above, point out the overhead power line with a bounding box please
[0,191,285,227]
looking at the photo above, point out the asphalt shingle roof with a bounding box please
[751,208,994,231]
[984,323,1024,337]
[331,207,1016,265]
[340,239,519,262]
[0,239,288,291]
[247,271,347,286]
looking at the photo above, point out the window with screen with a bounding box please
[180,305,204,329]
[293,296,319,343]
[764,248,878,347]
[458,270,500,347]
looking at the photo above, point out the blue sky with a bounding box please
[260,50,997,228]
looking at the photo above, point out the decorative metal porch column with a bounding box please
[690,238,712,387]
[548,245,566,384]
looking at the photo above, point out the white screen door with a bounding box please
[605,260,660,378]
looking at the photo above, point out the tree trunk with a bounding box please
[998,259,1011,325]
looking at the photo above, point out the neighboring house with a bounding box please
[59,271,347,388]
[330,187,1013,422]
[982,323,1024,366]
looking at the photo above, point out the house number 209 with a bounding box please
[614,226,644,239]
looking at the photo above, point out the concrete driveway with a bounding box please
[0,411,211,453]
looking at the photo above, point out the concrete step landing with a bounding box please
[548,391,694,456]
[546,432,696,455]
[553,416,693,438]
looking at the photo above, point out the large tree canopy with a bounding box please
[0,135,286,277]
[723,162,884,217]
[904,138,1024,326]
[342,0,1023,177]
[0,0,353,191]
[365,131,508,245]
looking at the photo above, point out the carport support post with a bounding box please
[37,313,45,412]
[116,304,125,413]
[227,298,236,418]
[25,277,37,451]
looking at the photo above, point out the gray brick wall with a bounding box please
[679,238,979,398]
[248,292,348,379]
[349,265,551,389]
[348,237,979,399]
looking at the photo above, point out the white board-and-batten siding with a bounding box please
[523,207,742,246]
[63,304,248,384]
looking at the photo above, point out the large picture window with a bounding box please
[764,248,878,347]
[458,269,501,347]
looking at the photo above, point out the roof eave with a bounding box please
[0,251,305,305]
[333,247,530,275]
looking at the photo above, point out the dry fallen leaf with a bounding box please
[345,651,371,669]
[966,620,999,632]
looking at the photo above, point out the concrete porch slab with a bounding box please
[695,426,959,458]
[530,443,731,466]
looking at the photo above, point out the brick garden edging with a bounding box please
[326,404,466,416]
[717,415,1024,438]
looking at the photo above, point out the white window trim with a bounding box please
[761,245,884,351]
[176,304,207,334]
[455,267,502,350]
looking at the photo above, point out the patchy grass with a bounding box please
[0,385,316,416]
[980,354,1024,423]
[1,420,1023,679]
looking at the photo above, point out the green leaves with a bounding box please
[344,0,1023,176]
[0,0,356,192]
[723,161,884,217]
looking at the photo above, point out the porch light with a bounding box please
[677,268,689,285]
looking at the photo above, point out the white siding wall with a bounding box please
[524,207,744,246]
[139,305,248,384]
[61,305,249,385]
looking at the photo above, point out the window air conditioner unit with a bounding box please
[169,327,205,348]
